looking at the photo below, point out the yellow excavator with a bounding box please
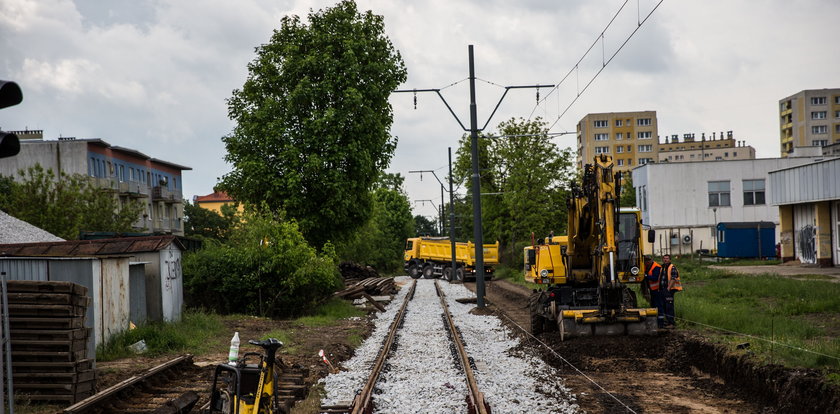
[525,154,658,340]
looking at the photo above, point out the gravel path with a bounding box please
[321,278,579,413]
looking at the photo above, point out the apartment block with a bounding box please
[779,88,840,156]
[577,111,658,172]
[657,131,755,163]
[0,131,190,235]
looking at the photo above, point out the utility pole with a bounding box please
[449,147,457,282]
[396,45,551,308]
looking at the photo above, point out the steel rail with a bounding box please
[348,280,417,414]
[64,355,196,414]
[434,280,491,414]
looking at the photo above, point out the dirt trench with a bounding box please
[465,278,840,414]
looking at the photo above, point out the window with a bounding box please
[594,120,608,128]
[638,144,652,152]
[627,159,632,165]
[89,157,96,177]
[812,125,828,134]
[724,152,729,157]
[616,146,624,153]
[811,97,826,105]
[836,124,840,133]
[595,146,610,154]
[639,158,652,165]
[615,133,623,140]
[615,119,623,127]
[835,111,840,119]
[812,111,827,119]
[637,131,652,139]
[594,133,609,141]
[626,145,632,152]
[708,181,731,207]
[637,118,651,126]
[743,179,765,205]
[812,140,829,147]
[641,185,647,211]
[617,159,624,166]
[733,151,738,157]
[836,96,840,104]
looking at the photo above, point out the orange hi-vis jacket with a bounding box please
[646,262,662,291]
[663,263,683,291]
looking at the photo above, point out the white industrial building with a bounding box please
[632,156,831,256]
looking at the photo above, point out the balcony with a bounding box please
[94,177,119,192]
[152,186,183,202]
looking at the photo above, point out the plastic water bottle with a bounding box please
[228,332,240,365]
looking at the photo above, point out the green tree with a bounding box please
[452,118,575,262]
[337,173,414,273]
[221,0,407,249]
[413,215,438,237]
[183,201,239,241]
[619,173,636,207]
[0,165,144,240]
[183,207,342,317]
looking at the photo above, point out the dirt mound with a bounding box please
[679,333,840,413]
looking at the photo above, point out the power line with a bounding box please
[526,0,665,132]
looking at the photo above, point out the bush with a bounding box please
[97,310,223,361]
[183,208,343,317]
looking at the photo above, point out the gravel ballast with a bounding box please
[321,278,579,413]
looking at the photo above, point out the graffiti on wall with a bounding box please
[164,249,181,292]
[796,225,817,264]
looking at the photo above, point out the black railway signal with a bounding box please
[0,80,23,158]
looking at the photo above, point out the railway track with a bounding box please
[321,279,490,413]
[62,354,309,414]
[63,355,209,414]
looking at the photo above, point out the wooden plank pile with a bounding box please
[334,277,397,312]
[4,280,95,403]
[338,261,380,285]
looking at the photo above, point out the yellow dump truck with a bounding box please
[404,237,500,281]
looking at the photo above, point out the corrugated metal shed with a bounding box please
[770,157,840,205]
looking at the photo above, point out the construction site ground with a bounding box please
[17,273,840,414]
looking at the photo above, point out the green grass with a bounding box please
[674,258,840,370]
[493,265,541,290]
[259,328,298,353]
[96,310,225,361]
[715,258,782,266]
[295,298,366,327]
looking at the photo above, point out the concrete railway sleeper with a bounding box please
[320,279,491,413]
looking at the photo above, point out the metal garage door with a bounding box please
[793,204,816,264]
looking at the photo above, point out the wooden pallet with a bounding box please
[7,303,87,317]
[9,316,85,330]
[13,359,94,373]
[12,348,87,362]
[7,292,90,306]
[5,280,87,296]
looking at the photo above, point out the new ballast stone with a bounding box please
[439,281,580,414]
[322,278,579,413]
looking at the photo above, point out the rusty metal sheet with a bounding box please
[98,240,135,254]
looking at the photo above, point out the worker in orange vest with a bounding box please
[661,254,683,329]
[643,256,665,328]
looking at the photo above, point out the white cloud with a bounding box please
[0,0,837,220]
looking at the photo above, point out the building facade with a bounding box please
[769,157,840,266]
[0,131,190,235]
[657,131,755,163]
[577,111,658,172]
[779,88,840,156]
[194,190,238,214]
[632,156,829,256]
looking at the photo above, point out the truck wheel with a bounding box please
[408,264,421,279]
[443,267,452,281]
[422,265,435,279]
[455,267,465,281]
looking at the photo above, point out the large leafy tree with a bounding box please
[0,165,144,240]
[619,174,636,207]
[453,118,574,261]
[183,202,239,241]
[221,0,407,248]
[338,173,414,273]
[413,215,438,237]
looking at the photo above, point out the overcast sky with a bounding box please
[1,0,837,221]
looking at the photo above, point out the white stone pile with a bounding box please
[321,278,579,413]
